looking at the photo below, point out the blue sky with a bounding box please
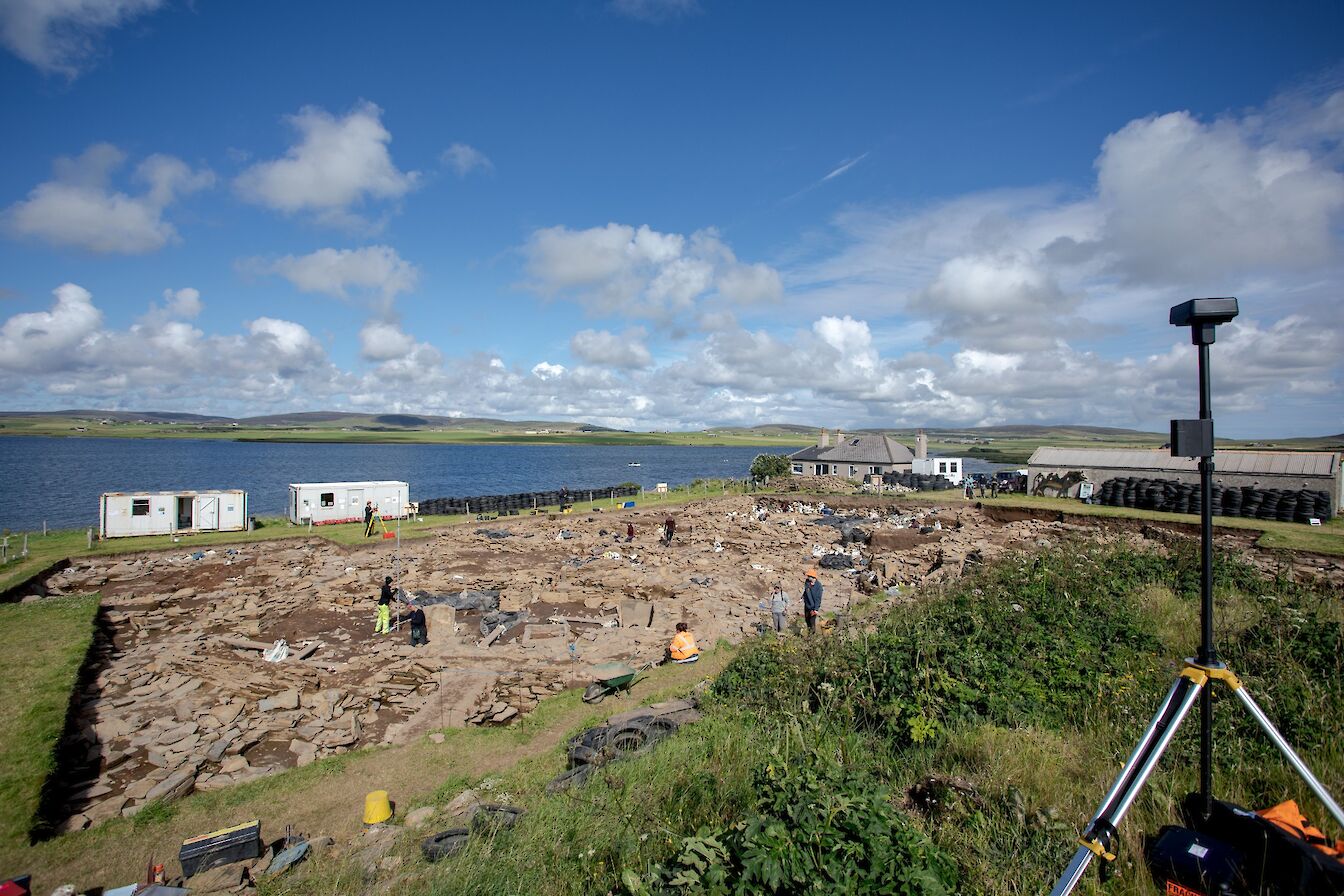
[1,1,1341,438]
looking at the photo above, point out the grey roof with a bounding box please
[1027,447,1339,478]
[790,434,914,465]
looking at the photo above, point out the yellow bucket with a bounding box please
[363,790,392,825]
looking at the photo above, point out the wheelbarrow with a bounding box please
[582,662,651,704]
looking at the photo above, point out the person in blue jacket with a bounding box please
[802,568,822,634]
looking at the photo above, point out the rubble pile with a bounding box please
[35,494,1104,831]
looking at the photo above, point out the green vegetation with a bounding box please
[0,593,100,847]
[0,413,811,448]
[748,454,793,480]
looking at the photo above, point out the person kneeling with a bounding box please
[667,622,700,664]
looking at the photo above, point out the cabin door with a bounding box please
[176,496,193,530]
[198,496,219,530]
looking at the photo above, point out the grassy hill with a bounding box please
[0,412,1339,458]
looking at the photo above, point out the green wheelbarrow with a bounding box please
[582,662,652,704]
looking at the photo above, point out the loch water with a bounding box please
[0,436,1014,532]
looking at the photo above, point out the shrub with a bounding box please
[750,455,793,481]
[623,748,957,895]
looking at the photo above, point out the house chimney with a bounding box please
[819,428,829,448]
[916,429,927,460]
[836,427,844,443]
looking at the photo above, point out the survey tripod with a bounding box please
[1051,298,1344,895]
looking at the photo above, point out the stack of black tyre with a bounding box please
[1096,476,1331,523]
[419,483,640,516]
[882,472,956,490]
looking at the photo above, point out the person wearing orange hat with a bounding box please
[802,568,822,634]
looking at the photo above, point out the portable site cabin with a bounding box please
[100,490,248,539]
[912,457,965,486]
[288,481,409,525]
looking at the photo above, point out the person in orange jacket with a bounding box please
[668,622,700,664]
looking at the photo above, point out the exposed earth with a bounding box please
[29,490,1344,833]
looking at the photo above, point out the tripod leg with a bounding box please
[1230,684,1344,830]
[1051,673,1204,896]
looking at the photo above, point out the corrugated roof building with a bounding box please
[1026,447,1341,512]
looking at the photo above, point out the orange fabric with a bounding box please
[1257,800,1344,858]
[670,631,699,661]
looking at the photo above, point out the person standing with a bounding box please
[375,575,394,635]
[802,569,822,634]
[626,522,635,543]
[664,516,676,545]
[990,478,999,498]
[964,479,974,500]
[769,583,789,632]
[407,601,427,647]
[364,501,375,537]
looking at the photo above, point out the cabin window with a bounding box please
[791,463,803,474]
[938,462,948,474]
[849,465,858,477]
[132,499,150,516]
[869,466,880,474]
[320,492,335,507]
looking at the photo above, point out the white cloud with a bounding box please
[717,262,783,304]
[570,328,653,369]
[247,317,321,360]
[0,282,103,372]
[3,144,214,254]
[140,286,203,326]
[234,102,419,227]
[1090,108,1344,282]
[441,143,493,176]
[0,284,350,411]
[531,361,566,380]
[0,0,164,76]
[522,223,782,322]
[244,245,419,313]
[608,0,700,22]
[359,320,415,362]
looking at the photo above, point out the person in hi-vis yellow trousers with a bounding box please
[375,576,393,634]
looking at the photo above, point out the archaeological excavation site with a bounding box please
[24,485,1344,837]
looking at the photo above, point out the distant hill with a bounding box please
[712,424,818,436]
[0,409,231,423]
[0,409,615,432]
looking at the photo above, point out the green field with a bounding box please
[5,413,1339,465]
[0,414,812,448]
[0,593,100,849]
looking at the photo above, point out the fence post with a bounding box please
[87,528,93,549]
[22,534,28,558]
[43,520,48,536]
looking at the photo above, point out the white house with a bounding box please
[788,430,915,479]
[100,490,248,539]
[288,481,409,525]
